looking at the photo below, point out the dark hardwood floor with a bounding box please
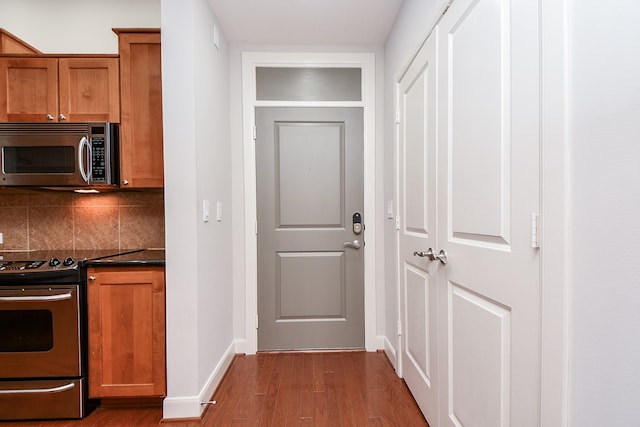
[1,351,428,426]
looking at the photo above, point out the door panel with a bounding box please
[256,107,364,351]
[449,283,511,426]
[448,0,510,244]
[277,252,345,319]
[276,123,344,227]
[398,32,438,422]
[437,0,541,426]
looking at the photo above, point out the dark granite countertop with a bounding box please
[81,249,165,267]
[0,248,165,268]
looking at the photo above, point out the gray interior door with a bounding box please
[256,107,364,351]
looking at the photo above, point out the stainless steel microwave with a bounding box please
[0,122,119,187]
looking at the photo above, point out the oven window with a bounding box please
[0,310,54,352]
[3,146,75,174]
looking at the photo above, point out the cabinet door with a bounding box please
[0,57,58,122]
[58,57,120,122]
[87,267,166,398]
[118,31,164,188]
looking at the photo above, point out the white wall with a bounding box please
[567,0,640,425]
[162,0,234,419]
[0,0,159,53]
[382,0,448,366]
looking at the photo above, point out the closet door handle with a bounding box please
[433,249,448,265]
[413,248,436,261]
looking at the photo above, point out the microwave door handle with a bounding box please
[78,136,91,183]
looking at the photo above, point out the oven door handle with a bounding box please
[0,382,75,395]
[0,292,73,302]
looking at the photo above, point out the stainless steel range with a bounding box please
[0,251,96,421]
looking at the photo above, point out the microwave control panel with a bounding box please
[91,136,107,182]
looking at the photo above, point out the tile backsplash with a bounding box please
[0,189,165,251]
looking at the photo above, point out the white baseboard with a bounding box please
[198,341,236,408]
[162,395,201,420]
[233,338,253,354]
[162,342,236,419]
[374,334,386,350]
[382,335,398,372]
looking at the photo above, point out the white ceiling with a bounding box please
[208,0,404,45]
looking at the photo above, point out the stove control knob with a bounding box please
[63,257,75,266]
[49,257,61,267]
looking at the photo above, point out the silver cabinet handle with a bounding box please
[0,382,75,395]
[46,114,54,121]
[343,240,362,249]
[413,248,436,260]
[59,113,67,121]
[122,179,129,185]
[88,276,96,281]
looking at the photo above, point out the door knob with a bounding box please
[434,249,448,264]
[413,248,436,261]
[344,240,362,249]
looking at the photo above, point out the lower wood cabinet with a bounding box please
[87,266,165,398]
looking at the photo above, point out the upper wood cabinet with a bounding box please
[0,56,120,122]
[0,29,41,54]
[87,266,166,398]
[116,29,164,188]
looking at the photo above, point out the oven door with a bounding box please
[0,286,81,378]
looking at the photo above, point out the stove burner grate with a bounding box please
[0,260,46,271]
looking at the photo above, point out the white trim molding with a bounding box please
[540,0,569,425]
[241,51,378,353]
[162,342,235,419]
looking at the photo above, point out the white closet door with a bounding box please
[397,32,439,422]
[436,0,542,426]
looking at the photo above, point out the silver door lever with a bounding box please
[344,240,362,249]
[434,249,448,264]
[413,248,436,260]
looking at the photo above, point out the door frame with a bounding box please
[392,0,569,425]
[240,52,377,354]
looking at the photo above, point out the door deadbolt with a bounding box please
[353,212,362,234]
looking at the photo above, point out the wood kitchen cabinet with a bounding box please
[0,56,120,122]
[87,266,166,398]
[0,29,41,54]
[115,29,164,188]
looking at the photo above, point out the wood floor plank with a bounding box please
[313,390,329,427]
[271,354,294,426]
[258,371,282,426]
[255,352,276,395]
[299,353,315,419]
[283,353,304,426]
[341,352,372,426]
[312,352,325,392]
